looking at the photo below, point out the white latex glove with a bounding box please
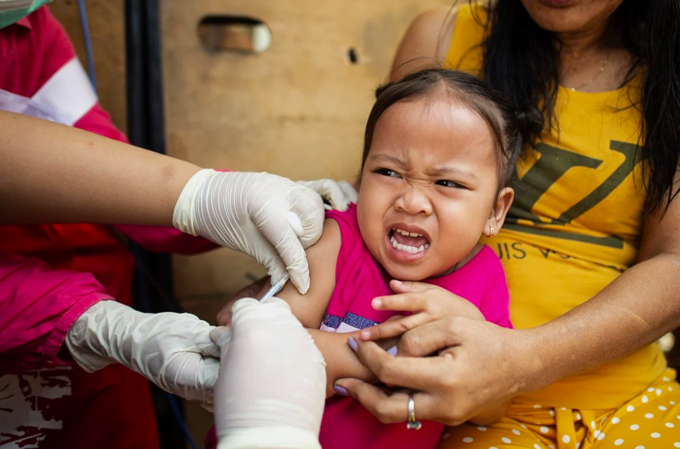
[297,179,358,212]
[173,170,324,294]
[211,297,326,449]
[66,301,220,404]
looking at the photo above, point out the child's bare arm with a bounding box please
[263,219,377,397]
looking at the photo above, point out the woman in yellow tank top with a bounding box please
[335,1,680,447]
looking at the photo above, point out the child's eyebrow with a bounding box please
[368,153,409,168]
[426,165,479,180]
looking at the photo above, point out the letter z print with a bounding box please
[504,140,640,249]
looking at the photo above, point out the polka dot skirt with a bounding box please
[439,369,680,449]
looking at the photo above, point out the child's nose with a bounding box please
[395,185,433,216]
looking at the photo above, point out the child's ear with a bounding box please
[484,187,514,237]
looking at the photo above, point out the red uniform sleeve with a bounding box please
[0,252,112,373]
[478,252,513,329]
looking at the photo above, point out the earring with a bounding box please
[489,225,495,236]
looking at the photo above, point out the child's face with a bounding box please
[357,96,511,281]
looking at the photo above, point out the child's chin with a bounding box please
[384,264,433,284]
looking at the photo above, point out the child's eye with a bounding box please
[374,168,401,178]
[436,180,463,188]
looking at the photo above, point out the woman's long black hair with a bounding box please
[478,0,680,213]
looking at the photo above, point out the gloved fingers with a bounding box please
[338,181,359,205]
[230,296,294,326]
[288,187,325,248]
[255,219,312,294]
[164,353,220,403]
[209,326,233,349]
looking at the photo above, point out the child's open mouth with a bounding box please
[387,226,431,260]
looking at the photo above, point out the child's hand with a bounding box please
[360,280,485,343]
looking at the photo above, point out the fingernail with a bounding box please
[386,345,398,357]
[348,336,358,352]
[334,385,349,396]
[372,298,383,309]
[360,330,371,340]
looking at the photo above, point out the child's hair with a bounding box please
[362,68,524,189]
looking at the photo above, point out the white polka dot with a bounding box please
[667,422,676,428]
[534,404,541,408]
[635,446,645,449]
[670,387,675,391]
[576,443,580,449]
[477,427,487,431]
[671,401,676,405]
[548,446,555,449]
[664,377,671,382]
[560,407,567,411]
[591,421,597,429]
[642,395,649,403]
[540,426,549,434]
[630,424,640,430]
[594,430,601,438]
[562,435,570,444]
[657,389,663,396]
[611,417,620,424]
[549,409,555,416]
[534,445,541,449]
[462,437,473,443]
[576,413,581,420]
[674,443,680,448]
[512,429,521,435]
[660,405,668,411]
[614,439,624,446]
[520,424,528,429]
[502,437,512,444]
[649,387,656,392]
[677,415,680,420]
[645,413,655,419]
[651,432,661,438]
[489,447,499,449]
[627,405,635,412]
[597,432,606,441]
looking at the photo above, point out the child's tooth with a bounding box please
[391,237,398,248]
[417,245,424,252]
[425,243,430,249]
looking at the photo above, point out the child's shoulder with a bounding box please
[324,203,362,249]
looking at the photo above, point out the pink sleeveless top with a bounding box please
[319,205,512,449]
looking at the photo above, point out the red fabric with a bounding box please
[0,7,212,448]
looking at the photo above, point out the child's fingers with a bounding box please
[372,292,430,313]
[389,279,433,294]
[360,314,433,342]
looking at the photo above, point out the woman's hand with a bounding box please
[359,280,485,343]
[173,170,325,294]
[66,301,220,404]
[212,297,326,449]
[336,316,536,426]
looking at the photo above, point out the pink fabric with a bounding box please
[0,251,111,373]
[319,204,511,449]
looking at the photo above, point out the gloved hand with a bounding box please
[65,300,219,404]
[297,179,358,212]
[211,297,326,449]
[173,170,324,294]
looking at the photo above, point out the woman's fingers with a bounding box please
[389,279,432,294]
[351,338,454,390]
[396,318,464,357]
[334,380,441,425]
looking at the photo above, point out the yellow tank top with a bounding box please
[446,3,666,410]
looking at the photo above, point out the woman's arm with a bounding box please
[389,7,456,82]
[0,111,199,226]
